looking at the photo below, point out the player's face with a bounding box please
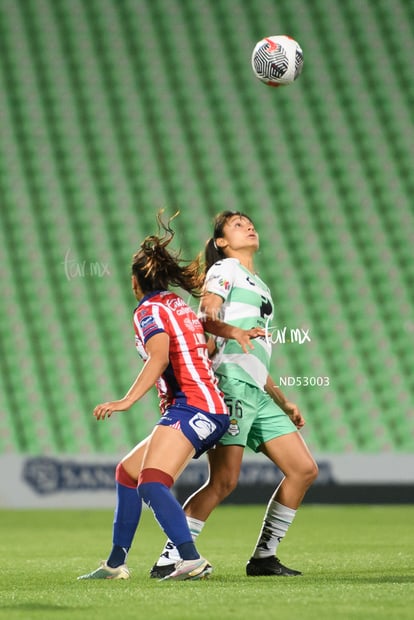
[217,215,259,254]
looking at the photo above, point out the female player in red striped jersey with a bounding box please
[78,212,259,582]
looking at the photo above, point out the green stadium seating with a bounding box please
[0,0,412,455]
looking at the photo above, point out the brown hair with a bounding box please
[132,211,203,296]
[204,210,255,272]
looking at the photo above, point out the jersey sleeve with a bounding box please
[136,307,166,344]
[204,259,236,301]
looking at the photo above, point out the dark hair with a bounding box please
[132,211,203,296]
[204,210,254,272]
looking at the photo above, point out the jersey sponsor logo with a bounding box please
[246,276,256,287]
[166,296,186,309]
[166,296,191,315]
[205,274,230,291]
[189,412,217,440]
[205,274,230,289]
[139,314,161,339]
[140,315,156,328]
[219,277,230,290]
[184,317,201,332]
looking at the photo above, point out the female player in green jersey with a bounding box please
[153,211,318,577]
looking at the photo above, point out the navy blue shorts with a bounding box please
[157,403,230,459]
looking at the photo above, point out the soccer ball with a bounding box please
[251,35,304,87]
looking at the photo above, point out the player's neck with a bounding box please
[229,250,256,274]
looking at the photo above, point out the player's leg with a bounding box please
[247,414,318,576]
[78,437,149,580]
[261,431,318,509]
[106,438,154,569]
[139,423,212,580]
[151,442,244,577]
[151,377,253,578]
[186,443,245,518]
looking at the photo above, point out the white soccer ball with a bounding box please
[251,35,304,87]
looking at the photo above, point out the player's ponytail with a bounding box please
[132,211,204,297]
[204,237,224,272]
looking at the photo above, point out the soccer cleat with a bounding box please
[246,556,302,577]
[77,561,130,580]
[150,563,176,579]
[160,557,212,581]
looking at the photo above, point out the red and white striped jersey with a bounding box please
[133,291,227,415]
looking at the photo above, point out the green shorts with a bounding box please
[217,375,297,452]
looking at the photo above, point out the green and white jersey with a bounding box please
[203,258,273,390]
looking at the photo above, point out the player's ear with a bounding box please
[215,237,227,249]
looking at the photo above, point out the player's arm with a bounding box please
[205,334,217,357]
[94,332,170,420]
[264,375,305,429]
[200,292,264,354]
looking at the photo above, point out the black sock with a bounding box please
[107,545,129,568]
[177,541,199,561]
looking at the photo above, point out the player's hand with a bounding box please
[233,326,266,353]
[93,399,129,420]
[283,401,305,429]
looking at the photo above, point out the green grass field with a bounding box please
[1,505,413,620]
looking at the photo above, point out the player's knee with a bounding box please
[209,474,238,500]
[115,462,138,489]
[285,459,318,488]
[303,460,319,486]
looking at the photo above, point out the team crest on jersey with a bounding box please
[227,418,240,436]
[189,412,217,440]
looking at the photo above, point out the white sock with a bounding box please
[252,500,296,559]
[156,516,205,566]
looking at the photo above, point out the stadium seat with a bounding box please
[0,0,412,456]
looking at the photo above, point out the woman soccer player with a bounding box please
[152,211,318,578]
[78,212,235,582]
